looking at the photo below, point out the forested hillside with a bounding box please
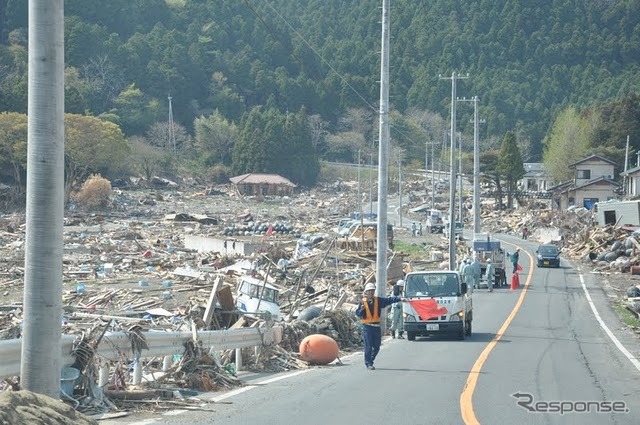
[0,0,639,185]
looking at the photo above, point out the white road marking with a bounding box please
[580,273,640,372]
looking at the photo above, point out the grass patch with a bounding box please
[393,240,430,261]
[615,302,640,328]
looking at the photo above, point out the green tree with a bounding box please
[480,150,504,209]
[65,114,130,201]
[0,111,27,195]
[543,106,591,183]
[194,110,239,167]
[497,132,525,209]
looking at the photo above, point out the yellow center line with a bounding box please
[460,244,534,424]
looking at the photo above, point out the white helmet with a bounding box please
[487,259,491,263]
[396,280,405,287]
[364,282,376,292]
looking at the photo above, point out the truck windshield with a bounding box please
[405,273,459,298]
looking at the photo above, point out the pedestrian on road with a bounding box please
[470,257,481,289]
[486,259,495,292]
[411,222,417,237]
[509,248,520,274]
[522,226,529,240]
[390,280,405,339]
[462,259,474,286]
[355,282,407,370]
[418,222,423,236]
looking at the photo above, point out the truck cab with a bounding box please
[402,271,472,340]
[236,275,281,321]
[426,209,444,233]
[443,221,463,238]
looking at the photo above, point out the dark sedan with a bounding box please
[536,244,560,268]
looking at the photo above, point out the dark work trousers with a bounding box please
[362,324,382,367]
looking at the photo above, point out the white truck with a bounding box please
[472,233,507,287]
[236,275,281,321]
[426,209,445,233]
[402,270,472,340]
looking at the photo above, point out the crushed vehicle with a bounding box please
[236,275,281,321]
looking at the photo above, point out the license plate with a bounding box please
[544,261,549,265]
[426,324,439,331]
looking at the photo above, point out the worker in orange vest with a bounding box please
[355,282,407,370]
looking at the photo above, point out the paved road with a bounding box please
[105,237,640,425]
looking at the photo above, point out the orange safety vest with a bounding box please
[360,297,380,324]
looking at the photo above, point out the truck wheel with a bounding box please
[407,331,416,341]
[457,323,466,340]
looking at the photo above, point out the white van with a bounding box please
[236,275,281,321]
[402,270,472,340]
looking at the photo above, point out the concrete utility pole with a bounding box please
[21,0,65,398]
[398,150,403,228]
[168,94,176,154]
[459,96,485,235]
[440,72,468,270]
[624,135,630,197]
[376,0,390,300]
[357,149,361,215]
[431,139,436,212]
[458,132,463,224]
[369,152,374,214]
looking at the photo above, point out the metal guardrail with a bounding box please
[0,326,282,379]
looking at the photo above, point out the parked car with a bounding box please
[536,244,560,268]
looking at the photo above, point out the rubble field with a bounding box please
[1,178,640,418]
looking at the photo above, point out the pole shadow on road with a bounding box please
[373,367,486,374]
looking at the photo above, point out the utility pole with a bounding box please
[440,72,468,270]
[398,150,403,227]
[624,135,630,197]
[459,96,485,234]
[431,138,436,212]
[375,0,390,300]
[357,149,361,217]
[22,0,65,398]
[369,152,374,215]
[168,94,176,154]
[458,132,463,224]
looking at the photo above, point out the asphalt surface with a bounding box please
[103,236,640,425]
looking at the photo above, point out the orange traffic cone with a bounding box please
[510,272,520,290]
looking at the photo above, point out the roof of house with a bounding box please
[555,176,619,195]
[620,165,640,177]
[229,173,297,187]
[568,154,617,168]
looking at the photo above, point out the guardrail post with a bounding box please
[132,360,142,385]
[98,364,109,388]
[162,355,172,372]
[236,348,242,372]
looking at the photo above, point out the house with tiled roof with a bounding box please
[549,154,619,210]
[229,173,297,196]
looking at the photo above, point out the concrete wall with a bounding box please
[184,235,258,256]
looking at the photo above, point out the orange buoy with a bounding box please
[299,334,339,365]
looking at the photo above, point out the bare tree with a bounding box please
[146,121,191,153]
[307,114,329,152]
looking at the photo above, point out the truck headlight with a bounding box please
[403,313,416,322]
[449,311,464,321]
